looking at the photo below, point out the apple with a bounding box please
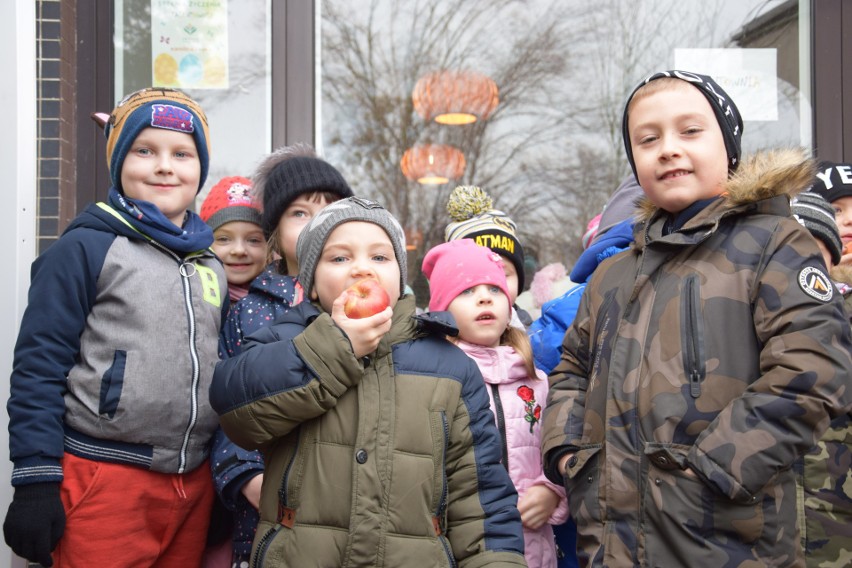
[845,241,852,256]
[342,278,391,319]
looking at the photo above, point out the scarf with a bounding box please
[107,187,213,254]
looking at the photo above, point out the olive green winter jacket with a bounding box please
[212,296,527,567]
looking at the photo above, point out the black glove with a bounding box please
[3,482,65,567]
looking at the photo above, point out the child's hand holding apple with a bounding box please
[331,278,393,358]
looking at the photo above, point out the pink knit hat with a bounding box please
[422,239,511,314]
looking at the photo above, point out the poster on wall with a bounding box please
[151,0,229,89]
[674,48,777,121]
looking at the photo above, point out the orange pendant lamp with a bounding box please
[400,144,466,185]
[412,70,499,125]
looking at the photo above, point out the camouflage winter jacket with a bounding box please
[795,264,852,567]
[541,149,852,568]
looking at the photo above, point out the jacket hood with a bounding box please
[569,219,634,283]
[635,148,816,222]
[64,202,150,241]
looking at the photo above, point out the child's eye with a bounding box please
[488,285,501,294]
[637,135,657,146]
[134,147,152,156]
[330,256,347,263]
[248,238,265,246]
[683,127,703,135]
[215,236,231,243]
[460,287,474,295]
[174,150,189,158]
[291,210,308,218]
[372,254,390,262]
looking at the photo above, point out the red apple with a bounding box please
[342,278,391,319]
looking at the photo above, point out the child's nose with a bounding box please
[659,135,681,159]
[477,290,493,304]
[155,154,174,173]
[351,259,375,278]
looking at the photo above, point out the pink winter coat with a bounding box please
[456,340,569,568]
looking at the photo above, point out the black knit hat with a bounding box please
[791,191,842,265]
[254,154,354,238]
[809,161,852,204]
[622,70,744,180]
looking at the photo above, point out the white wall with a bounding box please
[0,0,37,566]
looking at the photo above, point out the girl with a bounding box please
[211,144,354,567]
[200,176,266,304]
[422,238,569,568]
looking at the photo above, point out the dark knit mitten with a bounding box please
[3,482,65,567]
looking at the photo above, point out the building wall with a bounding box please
[37,0,62,254]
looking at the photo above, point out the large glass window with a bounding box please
[114,0,272,202]
[319,0,810,303]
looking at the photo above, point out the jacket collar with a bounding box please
[634,148,816,248]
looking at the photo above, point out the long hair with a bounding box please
[501,324,538,378]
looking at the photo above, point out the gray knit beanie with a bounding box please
[791,191,842,265]
[297,196,407,299]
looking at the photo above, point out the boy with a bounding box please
[540,71,852,567]
[795,183,852,567]
[210,197,527,567]
[445,184,531,327]
[811,161,852,310]
[4,88,227,566]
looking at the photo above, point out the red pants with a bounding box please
[53,453,214,568]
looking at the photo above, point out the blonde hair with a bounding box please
[626,77,693,121]
[501,325,538,378]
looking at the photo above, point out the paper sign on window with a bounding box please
[674,48,777,121]
[151,0,229,89]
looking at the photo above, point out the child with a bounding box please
[445,185,532,327]
[3,87,227,566]
[210,145,354,566]
[811,161,852,312]
[422,239,568,567]
[200,175,265,303]
[791,189,852,567]
[540,71,852,567]
[210,197,526,567]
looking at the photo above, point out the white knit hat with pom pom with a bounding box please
[444,185,525,295]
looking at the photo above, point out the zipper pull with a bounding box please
[689,370,701,398]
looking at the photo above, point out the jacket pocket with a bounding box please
[680,274,705,398]
[562,445,603,529]
[643,444,765,565]
[98,350,126,418]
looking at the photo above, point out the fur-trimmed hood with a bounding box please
[635,148,816,222]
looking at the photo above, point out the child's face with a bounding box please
[832,195,852,263]
[498,254,519,303]
[212,221,267,286]
[277,194,334,275]
[120,127,200,226]
[447,284,510,348]
[310,221,401,313]
[628,83,728,214]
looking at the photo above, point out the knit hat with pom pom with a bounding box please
[444,185,525,295]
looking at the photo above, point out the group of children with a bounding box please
[4,69,852,568]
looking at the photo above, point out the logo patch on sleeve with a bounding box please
[798,266,833,302]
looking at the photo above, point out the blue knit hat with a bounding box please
[105,87,210,193]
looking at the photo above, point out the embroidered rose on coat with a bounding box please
[517,385,541,433]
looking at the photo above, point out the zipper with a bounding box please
[489,385,509,471]
[436,412,456,567]
[681,274,706,398]
[277,432,301,518]
[150,241,205,474]
[251,525,281,568]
